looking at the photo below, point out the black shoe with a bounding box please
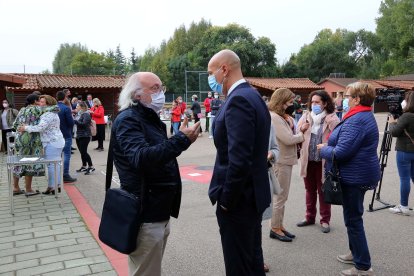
[71,151,74,154]
[76,167,87,172]
[71,147,76,150]
[84,167,95,175]
[296,220,315,227]
[42,187,55,195]
[98,148,104,152]
[282,230,296,239]
[94,147,100,150]
[63,176,77,183]
[269,230,292,242]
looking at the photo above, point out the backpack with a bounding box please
[90,120,97,136]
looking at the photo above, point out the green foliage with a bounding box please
[52,43,88,74]
[376,0,414,75]
[70,51,116,75]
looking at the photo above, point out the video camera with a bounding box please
[375,88,405,118]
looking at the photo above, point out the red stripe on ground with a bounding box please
[64,185,128,276]
[179,165,212,184]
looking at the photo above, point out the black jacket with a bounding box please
[112,102,191,222]
[75,112,92,138]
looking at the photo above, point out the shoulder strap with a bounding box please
[404,129,414,144]
[105,127,115,191]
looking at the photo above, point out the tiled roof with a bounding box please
[375,80,414,90]
[384,74,414,81]
[318,78,358,87]
[246,78,323,90]
[6,74,126,90]
[358,80,387,90]
[0,73,26,87]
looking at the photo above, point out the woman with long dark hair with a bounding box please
[74,101,95,175]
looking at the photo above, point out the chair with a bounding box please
[6,131,16,156]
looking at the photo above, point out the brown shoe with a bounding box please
[337,252,354,264]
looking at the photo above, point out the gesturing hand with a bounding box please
[179,117,200,143]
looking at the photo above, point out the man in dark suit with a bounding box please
[207,49,271,275]
[86,94,94,109]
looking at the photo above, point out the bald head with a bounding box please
[207,49,243,96]
[209,49,241,70]
[136,72,162,88]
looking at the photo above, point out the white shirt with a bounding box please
[227,79,247,97]
[25,112,65,148]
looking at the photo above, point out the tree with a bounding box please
[294,29,356,82]
[70,51,116,75]
[129,48,139,72]
[115,45,126,75]
[52,43,88,74]
[376,0,414,74]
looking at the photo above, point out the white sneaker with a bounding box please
[389,205,410,216]
[340,267,374,276]
[208,135,213,139]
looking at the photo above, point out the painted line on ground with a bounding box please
[64,184,127,276]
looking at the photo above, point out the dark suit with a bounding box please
[86,100,94,109]
[209,81,271,275]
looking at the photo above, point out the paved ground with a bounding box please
[1,113,413,275]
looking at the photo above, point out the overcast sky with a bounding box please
[0,0,382,73]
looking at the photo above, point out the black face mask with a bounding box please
[285,104,295,115]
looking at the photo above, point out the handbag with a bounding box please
[268,164,281,195]
[322,151,343,205]
[98,128,144,254]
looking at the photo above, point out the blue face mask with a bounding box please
[312,104,323,115]
[208,68,223,94]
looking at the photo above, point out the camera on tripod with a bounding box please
[375,88,405,118]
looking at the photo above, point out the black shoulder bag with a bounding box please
[98,126,145,254]
[322,151,343,205]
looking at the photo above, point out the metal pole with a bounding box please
[185,70,188,104]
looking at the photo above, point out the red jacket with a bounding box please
[204,97,212,112]
[90,105,105,124]
[178,102,186,115]
[171,106,182,123]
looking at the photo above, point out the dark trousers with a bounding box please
[205,111,210,132]
[76,137,93,167]
[304,161,331,224]
[96,124,105,149]
[216,204,265,276]
[1,129,13,152]
[342,185,371,270]
[194,116,202,132]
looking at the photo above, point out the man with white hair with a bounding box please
[111,72,200,276]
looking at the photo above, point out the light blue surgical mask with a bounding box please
[208,68,223,94]
[312,104,323,115]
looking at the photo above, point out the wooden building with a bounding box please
[246,77,324,103]
[5,74,125,116]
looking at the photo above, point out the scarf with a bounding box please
[342,105,372,121]
[311,110,326,134]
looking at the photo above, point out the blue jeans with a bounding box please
[342,185,371,270]
[396,151,414,206]
[63,137,72,177]
[210,116,215,136]
[295,113,302,123]
[172,122,180,135]
[44,144,63,188]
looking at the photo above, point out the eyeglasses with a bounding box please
[147,84,166,93]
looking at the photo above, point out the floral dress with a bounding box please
[12,105,47,177]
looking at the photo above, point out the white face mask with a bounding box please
[214,95,219,99]
[143,91,165,112]
[2,103,9,108]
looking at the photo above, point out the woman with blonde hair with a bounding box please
[90,98,105,151]
[268,88,309,242]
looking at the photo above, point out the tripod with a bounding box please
[368,118,395,212]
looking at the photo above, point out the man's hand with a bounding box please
[179,117,200,143]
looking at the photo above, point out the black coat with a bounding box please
[112,102,191,222]
[74,112,91,138]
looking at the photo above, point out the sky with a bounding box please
[0,0,382,74]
